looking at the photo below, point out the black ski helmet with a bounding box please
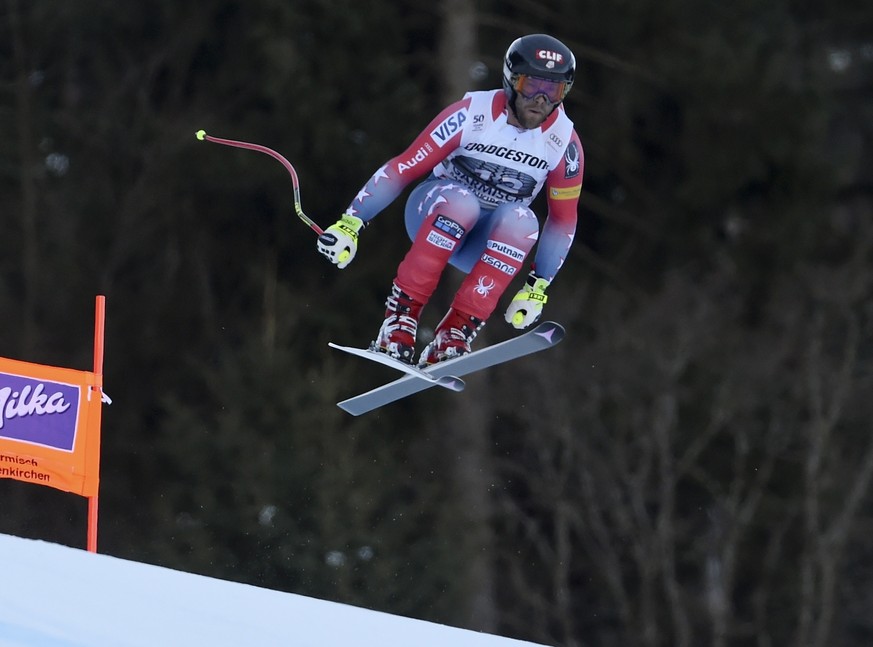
[503,34,576,105]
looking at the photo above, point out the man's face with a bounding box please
[512,93,553,130]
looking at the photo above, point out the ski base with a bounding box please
[336,321,565,416]
[328,343,465,392]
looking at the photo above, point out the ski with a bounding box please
[328,343,466,391]
[335,321,565,416]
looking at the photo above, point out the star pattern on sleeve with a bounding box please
[372,165,390,184]
[355,187,371,203]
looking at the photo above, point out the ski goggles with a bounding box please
[512,74,567,103]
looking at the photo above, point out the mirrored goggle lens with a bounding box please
[514,75,565,103]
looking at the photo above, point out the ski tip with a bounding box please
[533,321,566,345]
[437,375,465,392]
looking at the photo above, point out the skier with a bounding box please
[317,33,584,366]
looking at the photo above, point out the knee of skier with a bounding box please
[490,204,540,252]
[431,185,481,232]
[405,183,481,242]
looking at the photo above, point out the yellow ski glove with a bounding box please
[505,272,550,329]
[317,214,365,269]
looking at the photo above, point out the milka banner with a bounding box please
[0,356,103,497]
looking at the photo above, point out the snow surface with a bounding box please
[0,533,547,647]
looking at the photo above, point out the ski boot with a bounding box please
[370,283,424,364]
[419,307,484,366]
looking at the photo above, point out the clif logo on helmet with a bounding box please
[536,50,564,66]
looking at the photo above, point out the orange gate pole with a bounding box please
[87,295,105,553]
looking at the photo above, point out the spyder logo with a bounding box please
[474,277,496,296]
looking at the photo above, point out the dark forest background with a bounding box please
[2,1,873,645]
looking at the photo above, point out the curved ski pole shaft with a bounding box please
[195,130,325,236]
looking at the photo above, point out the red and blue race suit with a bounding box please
[347,89,584,321]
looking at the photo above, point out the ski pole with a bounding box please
[195,129,325,236]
